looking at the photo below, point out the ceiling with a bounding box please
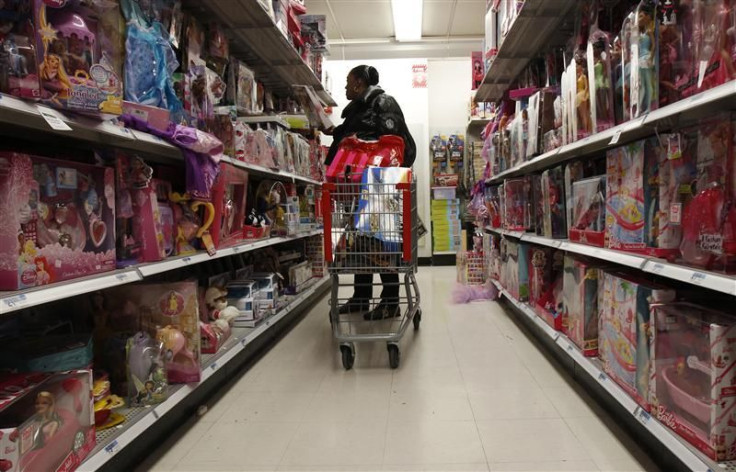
[304,0,486,60]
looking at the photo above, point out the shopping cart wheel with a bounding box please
[340,345,355,370]
[387,343,400,369]
[413,309,422,330]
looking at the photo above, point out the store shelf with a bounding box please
[222,156,322,185]
[433,251,458,255]
[0,94,181,160]
[467,118,491,129]
[188,0,337,106]
[484,227,736,295]
[486,81,736,183]
[0,230,324,315]
[492,279,726,472]
[474,0,576,102]
[237,115,291,129]
[77,276,330,472]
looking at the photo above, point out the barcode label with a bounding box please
[691,272,706,285]
[651,263,664,274]
[3,294,28,309]
[609,130,622,145]
[105,440,119,455]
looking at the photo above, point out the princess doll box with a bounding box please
[0,152,116,290]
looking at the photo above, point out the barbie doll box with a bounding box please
[0,152,116,290]
[650,303,736,461]
[0,370,94,472]
[598,270,675,411]
[562,255,603,356]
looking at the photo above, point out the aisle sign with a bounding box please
[412,64,427,88]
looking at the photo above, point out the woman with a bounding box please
[326,65,416,321]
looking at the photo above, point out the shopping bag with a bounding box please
[326,135,405,182]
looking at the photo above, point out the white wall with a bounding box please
[323,57,472,258]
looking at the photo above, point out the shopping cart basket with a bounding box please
[322,167,421,369]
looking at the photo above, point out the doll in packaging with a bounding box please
[587,7,615,132]
[629,1,659,118]
[0,0,41,99]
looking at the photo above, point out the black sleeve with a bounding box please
[373,94,416,168]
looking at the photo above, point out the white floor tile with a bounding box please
[388,391,474,422]
[280,421,387,466]
[390,365,467,396]
[467,387,560,420]
[543,385,605,419]
[383,421,487,465]
[136,418,214,470]
[304,392,390,423]
[488,460,600,471]
[383,463,489,471]
[219,392,316,423]
[477,418,591,463]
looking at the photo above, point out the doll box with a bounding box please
[101,282,201,384]
[598,270,676,410]
[541,166,566,239]
[650,303,736,461]
[0,152,116,290]
[569,176,606,247]
[504,177,531,232]
[0,370,94,472]
[32,0,123,114]
[530,247,564,330]
[200,321,232,355]
[561,255,601,356]
[210,162,248,249]
[122,102,171,131]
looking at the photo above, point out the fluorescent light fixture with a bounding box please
[391,0,423,42]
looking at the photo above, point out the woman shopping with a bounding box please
[325,64,416,321]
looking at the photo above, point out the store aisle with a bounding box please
[138,266,660,472]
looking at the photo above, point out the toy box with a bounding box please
[570,176,606,247]
[532,175,544,236]
[0,370,94,472]
[679,118,736,273]
[627,0,659,119]
[126,332,167,406]
[122,102,171,132]
[0,1,41,99]
[101,282,201,383]
[650,302,736,461]
[0,334,92,372]
[227,279,257,326]
[504,177,531,232]
[210,162,248,249]
[529,246,564,329]
[606,140,647,251]
[0,152,116,290]
[562,255,601,356]
[504,240,530,301]
[541,166,566,239]
[33,0,123,114]
[115,153,166,267]
[598,270,676,410]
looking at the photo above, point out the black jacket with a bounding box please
[326,87,416,168]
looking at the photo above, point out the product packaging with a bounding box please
[570,175,606,247]
[562,255,601,356]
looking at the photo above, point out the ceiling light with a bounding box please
[391,0,423,42]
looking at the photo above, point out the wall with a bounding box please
[323,57,473,258]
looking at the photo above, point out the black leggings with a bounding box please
[352,273,399,305]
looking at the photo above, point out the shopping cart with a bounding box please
[322,167,421,369]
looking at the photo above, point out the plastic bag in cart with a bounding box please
[354,167,412,250]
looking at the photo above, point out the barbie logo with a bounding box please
[43,0,68,7]
[160,290,185,317]
[655,406,678,429]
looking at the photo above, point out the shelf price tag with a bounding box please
[115,273,130,283]
[650,263,665,274]
[598,372,607,382]
[37,105,72,131]
[609,129,622,145]
[637,407,651,425]
[105,440,120,455]
[690,272,706,285]
[181,257,192,265]
[210,362,217,371]
[3,293,28,309]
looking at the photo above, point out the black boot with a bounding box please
[338,298,370,314]
[363,303,400,321]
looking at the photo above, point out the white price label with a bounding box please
[691,272,707,285]
[210,362,217,371]
[598,372,607,382]
[3,294,28,309]
[105,440,120,455]
[241,338,247,347]
[181,257,192,265]
[115,273,129,282]
[37,105,72,131]
[651,263,665,274]
[637,408,651,424]
[566,343,574,353]
[609,129,622,145]
[151,408,160,419]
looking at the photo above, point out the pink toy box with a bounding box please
[650,302,736,461]
[0,152,116,291]
[0,1,41,99]
[101,282,201,384]
[598,270,676,411]
[210,162,248,250]
[115,152,166,267]
[529,246,564,329]
[33,0,123,115]
[562,255,602,356]
[504,177,531,232]
[0,370,95,472]
[122,102,171,132]
[502,240,529,301]
[570,175,606,247]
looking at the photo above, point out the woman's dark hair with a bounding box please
[349,65,379,86]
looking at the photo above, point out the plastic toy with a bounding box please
[570,175,606,247]
[126,332,167,407]
[650,302,736,461]
[209,162,247,249]
[204,286,239,329]
[587,12,615,132]
[0,370,94,472]
[530,247,564,329]
[541,166,566,239]
[503,177,531,231]
[606,140,646,251]
[598,270,675,410]
[562,255,601,356]
[33,0,123,114]
[629,0,659,118]
[169,191,215,256]
[0,152,116,290]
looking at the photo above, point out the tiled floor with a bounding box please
[138,266,660,472]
